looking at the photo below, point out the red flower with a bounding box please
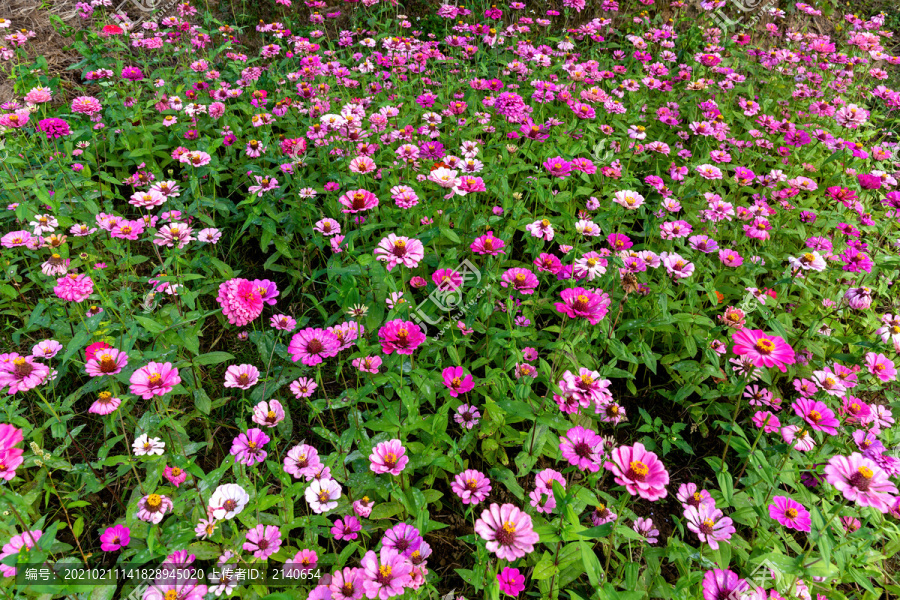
[85,341,112,362]
[101,24,123,37]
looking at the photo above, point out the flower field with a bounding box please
[1,0,900,598]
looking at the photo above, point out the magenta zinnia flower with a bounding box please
[470,231,506,256]
[559,426,605,472]
[731,329,796,372]
[604,442,669,501]
[230,428,270,466]
[768,496,811,532]
[129,362,180,399]
[442,366,474,397]
[500,268,539,295]
[497,567,526,597]
[99,524,130,552]
[369,439,409,476]
[792,398,839,435]
[825,453,898,512]
[554,287,611,325]
[217,278,265,327]
[378,320,426,355]
[702,569,749,600]
[474,503,540,560]
[288,327,340,366]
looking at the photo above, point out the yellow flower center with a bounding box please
[754,338,775,354]
[629,460,649,476]
[147,494,162,508]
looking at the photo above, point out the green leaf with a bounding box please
[440,226,461,243]
[194,352,235,366]
[580,540,602,587]
[369,501,405,521]
[134,315,166,334]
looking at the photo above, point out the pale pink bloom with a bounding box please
[223,364,260,389]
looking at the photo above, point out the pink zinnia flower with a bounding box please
[270,314,297,331]
[442,366,474,397]
[455,404,481,429]
[374,234,425,271]
[474,503,540,560]
[331,515,361,541]
[782,425,816,452]
[129,362,180,399]
[252,400,285,428]
[223,364,260,389]
[283,443,322,480]
[136,493,173,524]
[793,398,839,435]
[702,569,749,600]
[0,357,49,394]
[633,517,659,544]
[685,504,735,549]
[89,391,121,415]
[290,377,317,398]
[84,348,128,377]
[163,465,188,487]
[432,269,462,291]
[825,453,898,512]
[554,287,611,324]
[31,340,62,360]
[99,524,130,551]
[604,443,669,501]
[353,356,382,374]
[559,426,605,472]
[768,496,811,532]
[217,278,264,327]
[0,530,42,577]
[369,439,408,476]
[752,411,780,432]
[470,231,506,256]
[288,328,341,366]
[243,524,282,559]
[378,320,426,355]
[676,483,715,510]
[361,547,413,600]
[731,329,796,372]
[230,428,269,466]
[54,273,94,302]
[339,189,379,213]
[501,268,539,294]
[329,567,364,600]
[866,352,897,382]
[451,469,492,505]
